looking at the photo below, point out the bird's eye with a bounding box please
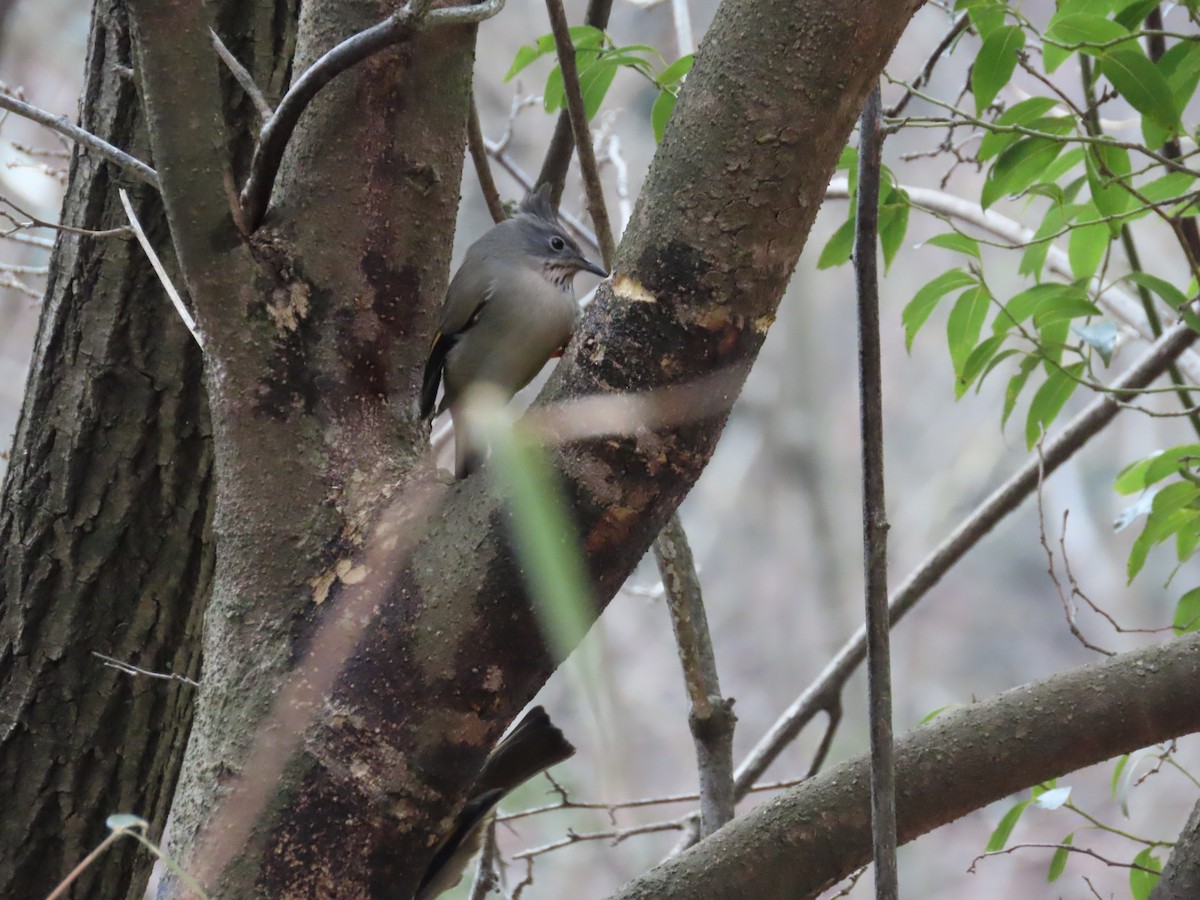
[550,236,566,251]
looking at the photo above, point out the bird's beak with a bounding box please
[576,257,608,278]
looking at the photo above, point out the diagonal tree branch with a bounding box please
[0,90,159,187]
[535,0,614,204]
[614,632,1200,899]
[734,316,1200,795]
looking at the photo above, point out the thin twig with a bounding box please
[468,93,507,224]
[118,188,203,349]
[543,0,616,265]
[239,0,506,230]
[854,83,897,900]
[733,317,1200,796]
[654,513,737,836]
[0,194,134,241]
[512,820,684,861]
[93,651,200,688]
[884,11,969,118]
[535,0,615,204]
[0,89,159,187]
[210,28,273,123]
[968,842,1163,875]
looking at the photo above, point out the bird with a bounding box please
[414,705,576,899]
[420,185,608,478]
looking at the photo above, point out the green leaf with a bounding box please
[1038,317,1071,367]
[958,335,1008,398]
[651,90,677,142]
[948,285,993,376]
[926,231,981,258]
[1113,0,1163,29]
[1044,13,1131,73]
[507,26,607,81]
[987,799,1031,851]
[1003,354,1040,429]
[506,44,544,81]
[1126,272,1188,309]
[973,26,1026,113]
[544,67,565,112]
[902,269,979,351]
[1026,362,1083,448]
[1174,587,1200,634]
[982,138,1064,209]
[968,1,1007,40]
[1067,219,1109,281]
[817,215,856,270]
[1130,848,1162,900]
[1111,754,1130,798]
[1048,833,1074,882]
[1086,142,1133,228]
[994,283,1088,334]
[879,191,910,271]
[1032,295,1102,329]
[1128,492,1200,581]
[978,98,1059,161]
[1020,204,1069,279]
[579,59,619,119]
[658,53,694,88]
[487,417,594,660]
[1099,45,1180,134]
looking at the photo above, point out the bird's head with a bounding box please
[513,184,608,290]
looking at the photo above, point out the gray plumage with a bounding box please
[421,186,607,477]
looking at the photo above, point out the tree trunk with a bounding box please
[0,3,297,896]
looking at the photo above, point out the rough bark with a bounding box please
[0,4,209,897]
[0,4,298,897]
[1153,800,1200,900]
[612,633,1200,899]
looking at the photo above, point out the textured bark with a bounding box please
[1153,800,1200,900]
[612,634,1200,899]
[0,3,297,898]
[0,4,210,897]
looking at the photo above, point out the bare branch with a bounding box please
[534,0,614,203]
[118,189,202,349]
[884,11,969,118]
[853,82,897,900]
[93,652,200,688]
[969,842,1162,876]
[210,28,273,123]
[654,514,737,836]
[543,0,616,265]
[734,316,1200,795]
[0,88,159,187]
[468,93,506,224]
[239,0,506,230]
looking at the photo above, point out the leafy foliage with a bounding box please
[506,26,692,139]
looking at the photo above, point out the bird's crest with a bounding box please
[519,183,558,225]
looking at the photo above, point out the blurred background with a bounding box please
[2,1,1197,897]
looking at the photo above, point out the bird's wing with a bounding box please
[419,267,494,420]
